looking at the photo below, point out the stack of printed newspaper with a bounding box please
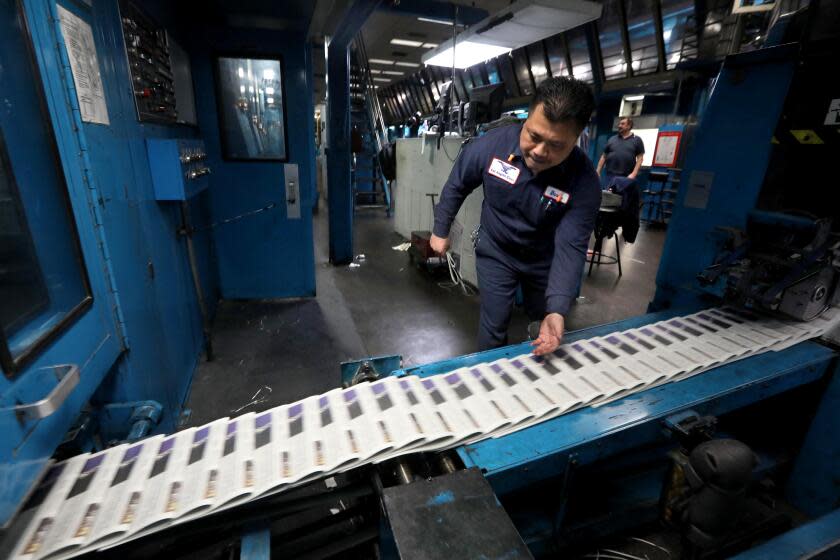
[10,307,840,560]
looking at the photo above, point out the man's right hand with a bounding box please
[430,234,450,255]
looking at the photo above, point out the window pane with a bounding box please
[485,59,502,84]
[526,43,550,85]
[626,0,661,75]
[511,48,534,96]
[452,70,468,101]
[0,2,90,368]
[216,57,287,160]
[469,66,486,88]
[662,0,696,69]
[567,27,593,82]
[698,0,737,59]
[496,55,521,98]
[544,35,570,77]
[598,0,628,80]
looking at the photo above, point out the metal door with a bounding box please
[0,0,122,526]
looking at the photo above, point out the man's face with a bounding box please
[519,104,579,174]
[617,118,632,135]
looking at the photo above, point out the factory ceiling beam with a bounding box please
[377,0,488,26]
[327,0,383,264]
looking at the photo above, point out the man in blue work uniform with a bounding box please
[430,77,601,356]
[596,116,645,184]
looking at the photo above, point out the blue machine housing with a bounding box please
[0,0,318,526]
[385,40,840,555]
[146,139,210,201]
[391,313,840,553]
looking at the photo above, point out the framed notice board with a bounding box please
[653,130,682,167]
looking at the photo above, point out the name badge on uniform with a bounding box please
[488,158,521,185]
[543,186,570,204]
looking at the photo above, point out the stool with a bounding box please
[587,207,622,277]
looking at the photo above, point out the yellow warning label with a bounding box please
[790,130,824,144]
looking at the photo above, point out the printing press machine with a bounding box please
[3,5,840,560]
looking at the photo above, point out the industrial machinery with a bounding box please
[698,212,840,321]
[2,1,840,560]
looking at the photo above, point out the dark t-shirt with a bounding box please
[604,133,645,176]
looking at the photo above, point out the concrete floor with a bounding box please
[185,207,666,427]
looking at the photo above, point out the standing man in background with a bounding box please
[596,117,644,185]
[429,77,600,356]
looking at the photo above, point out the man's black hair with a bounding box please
[528,76,595,132]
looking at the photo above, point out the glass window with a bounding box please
[544,35,570,77]
[698,0,737,59]
[423,69,440,103]
[410,77,431,114]
[1,1,92,374]
[598,0,628,80]
[567,27,593,82]
[432,67,458,104]
[451,70,468,102]
[662,0,696,69]
[216,56,287,160]
[402,84,419,115]
[496,54,521,98]
[511,48,534,96]
[469,66,486,88]
[526,43,550,85]
[626,0,661,75]
[485,59,502,84]
[460,68,473,92]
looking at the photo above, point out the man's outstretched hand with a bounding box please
[531,313,565,356]
[430,233,450,255]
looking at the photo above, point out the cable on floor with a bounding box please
[437,251,476,296]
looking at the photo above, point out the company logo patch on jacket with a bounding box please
[488,158,521,184]
[543,186,570,204]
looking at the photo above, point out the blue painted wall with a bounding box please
[187,25,317,299]
[53,0,221,432]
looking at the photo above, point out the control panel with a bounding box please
[119,0,178,123]
[146,139,210,201]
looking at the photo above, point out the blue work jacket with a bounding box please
[433,123,601,316]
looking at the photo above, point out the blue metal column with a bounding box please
[584,22,604,95]
[326,0,382,264]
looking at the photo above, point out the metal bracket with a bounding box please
[340,355,402,388]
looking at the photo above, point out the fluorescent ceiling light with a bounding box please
[373,77,391,82]
[422,43,438,48]
[424,41,511,69]
[390,38,424,47]
[422,0,601,67]
[417,16,454,25]
[382,70,405,76]
[395,62,420,67]
[369,69,382,74]
[368,58,395,65]
[624,94,645,101]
